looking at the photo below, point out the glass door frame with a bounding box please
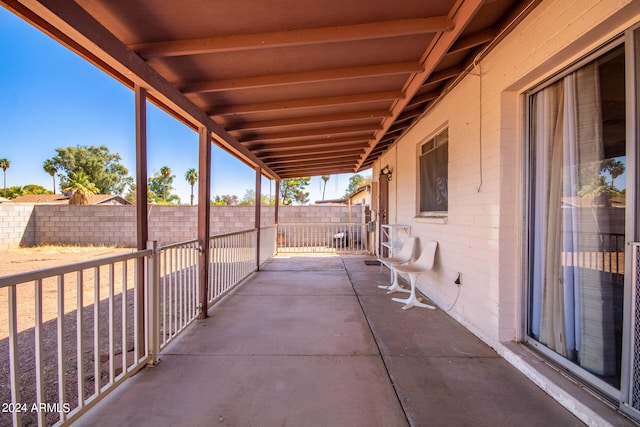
[522,27,638,405]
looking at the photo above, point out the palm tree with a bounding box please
[63,171,98,205]
[321,175,330,200]
[43,159,58,194]
[159,166,171,201]
[184,168,198,205]
[0,158,10,198]
[600,158,625,190]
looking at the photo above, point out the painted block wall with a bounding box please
[0,204,36,248]
[0,204,364,248]
[374,0,639,349]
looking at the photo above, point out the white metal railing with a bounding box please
[207,229,258,307]
[276,223,368,253]
[156,240,200,351]
[0,228,276,427]
[0,250,152,427]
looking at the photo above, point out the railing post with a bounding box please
[146,240,160,366]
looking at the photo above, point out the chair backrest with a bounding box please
[414,241,438,271]
[396,237,417,262]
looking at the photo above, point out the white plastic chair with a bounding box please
[392,241,438,310]
[377,237,416,294]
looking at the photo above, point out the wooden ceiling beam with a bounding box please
[275,165,357,177]
[423,65,465,85]
[406,90,440,109]
[260,149,365,164]
[272,158,357,170]
[448,28,497,55]
[210,90,401,115]
[225,110,389,132]
[276,161,353,176]
[132,17,453,58]
[357,0,486,170]
[181,62,421,94]
[246,138,368,152]
[236,124,379,142]
[253,142,367,156]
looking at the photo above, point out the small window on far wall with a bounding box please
[419,128,449,214]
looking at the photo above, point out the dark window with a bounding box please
[419,128,448,213]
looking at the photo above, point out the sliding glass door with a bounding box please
[527,39,629,396]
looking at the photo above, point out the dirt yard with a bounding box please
[0,245,136,427]
[1,245,135,277]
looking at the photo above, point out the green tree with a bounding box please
[279,177,310,206]
[63,171,98,205]
[46,145,132,195]
[22,184,51,195]
[212,195,227,206]
[184,168,198,206]
[124,184,137,204]
[211,194,240,206]
[148,167,179,204]
[261,194,276,206]
[43,159,58,194]
[294,190,310,205]
[345,173,370,195]
[239,189,256,206]
[5,185,24,199]
[0,158,10,198]
[321,175,330,200]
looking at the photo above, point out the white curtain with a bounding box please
[531,62,612,374]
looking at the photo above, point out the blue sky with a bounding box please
[0,7,367,204]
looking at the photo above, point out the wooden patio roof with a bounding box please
[3,0,539,180]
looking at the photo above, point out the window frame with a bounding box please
[416,126,449,218]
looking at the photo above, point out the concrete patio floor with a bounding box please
[76,254,588,427]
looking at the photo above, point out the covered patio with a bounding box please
[4,1,640,426]
[75,254,583,426]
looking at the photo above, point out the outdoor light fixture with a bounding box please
[381,166,392,181]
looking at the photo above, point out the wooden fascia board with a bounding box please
[11,0,279,180]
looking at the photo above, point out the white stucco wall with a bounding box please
[375,0,640,349]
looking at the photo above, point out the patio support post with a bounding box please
[275,179,280,225]
[135,85,148,357]
[197,127,211,319]
[255,167,262,269]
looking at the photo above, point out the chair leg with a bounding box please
[378,267,409,294]
[391,274,435,310]
[376,264,393,289]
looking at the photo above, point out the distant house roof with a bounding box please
[0,196,12,203]
[314,198,346,205]
[314,184,371,205]
[10,194,132,205]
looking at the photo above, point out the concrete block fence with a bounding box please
[0,204,364,249]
